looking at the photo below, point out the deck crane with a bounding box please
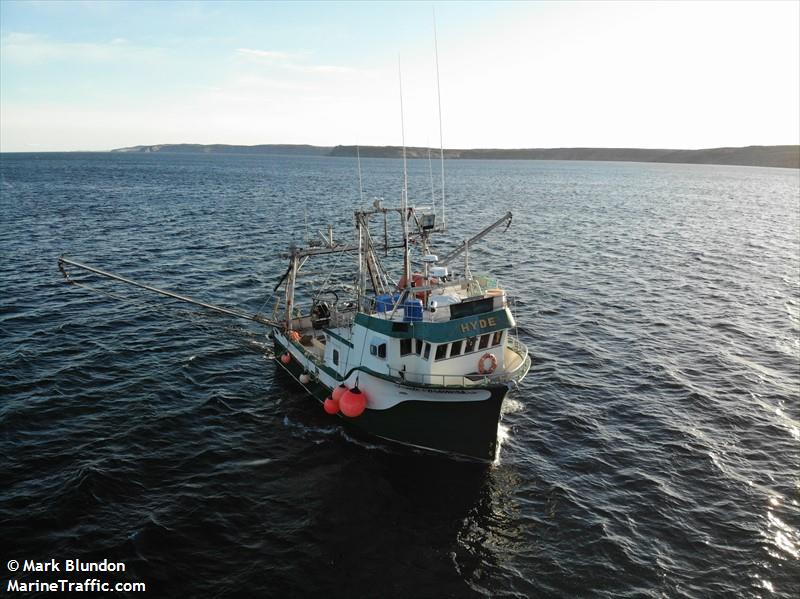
[437,211,513,266]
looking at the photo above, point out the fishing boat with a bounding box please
[270,199,530,462]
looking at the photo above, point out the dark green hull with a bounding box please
[273,339,507,462]
[352,387,507,461]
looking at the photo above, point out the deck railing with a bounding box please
[386,335,530,389]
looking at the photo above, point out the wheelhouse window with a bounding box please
[479,334,491,350]
[423,342,431,360]
[370,343,387,359]
[333,349,339,365]
[492,331,503,347]
[400,338,412,356]
[415,339,422,355]
[465,337,477,354]
[435,344,448,361]
[450,339,463,357]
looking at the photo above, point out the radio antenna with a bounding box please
[398,55,410,286]
[428,145,435,207]
[433,7,445,231]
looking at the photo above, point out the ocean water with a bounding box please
[1,152,798,597]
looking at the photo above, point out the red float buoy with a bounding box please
[323,397,339,415]
[280,352,291,365]
[339,385,367,418]
[288,330,301,342]
[331,384,347,402]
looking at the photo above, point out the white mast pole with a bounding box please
[428,146,435,207]
[361,216,368,309]
[398,56,410,288]
[356,145,365,206]
[433,7,445,231]
[464,239,469,279]
[357,214,364,311]
[285,249,298,330]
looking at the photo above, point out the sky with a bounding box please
[1,0,798,152]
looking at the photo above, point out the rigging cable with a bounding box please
[310,242,350,303]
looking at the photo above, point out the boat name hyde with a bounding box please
[459,317,498,334]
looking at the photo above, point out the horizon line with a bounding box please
[3,142,800,154]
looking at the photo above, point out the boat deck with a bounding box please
[371,281,506,323]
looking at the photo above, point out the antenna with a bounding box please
[398,57,409,210]
[433,7,446,231]
[428,146,435,207]
[398,55,410,287]
[356,145,365,206]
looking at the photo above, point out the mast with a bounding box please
[356,145,365,206]
[433,8,446,231]
[464,239,469,280]
[285,246,299,330]
[428,147,435,207]
[398,56,410,288]
[357,214,364,311]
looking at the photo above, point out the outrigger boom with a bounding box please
[57,256,280,328]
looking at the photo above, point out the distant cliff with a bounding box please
[330,145,800,169]
[111,143,332,156]
[110,143,800,168]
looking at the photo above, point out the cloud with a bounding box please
[290,64,355,75]
[235,47,355,76]
[0,32,162,65]
[235,48,296,61]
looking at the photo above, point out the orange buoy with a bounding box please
[331,384,347,402]
[288,330,301,342]
[340,385,367,417]
[323,397,339,414]
[280,352,291,365]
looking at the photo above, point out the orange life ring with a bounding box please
[478,353,497,375]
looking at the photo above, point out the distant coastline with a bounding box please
[109,143,800,169]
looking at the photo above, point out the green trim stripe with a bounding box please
[354,308,513,343]
[324,328,354,348]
